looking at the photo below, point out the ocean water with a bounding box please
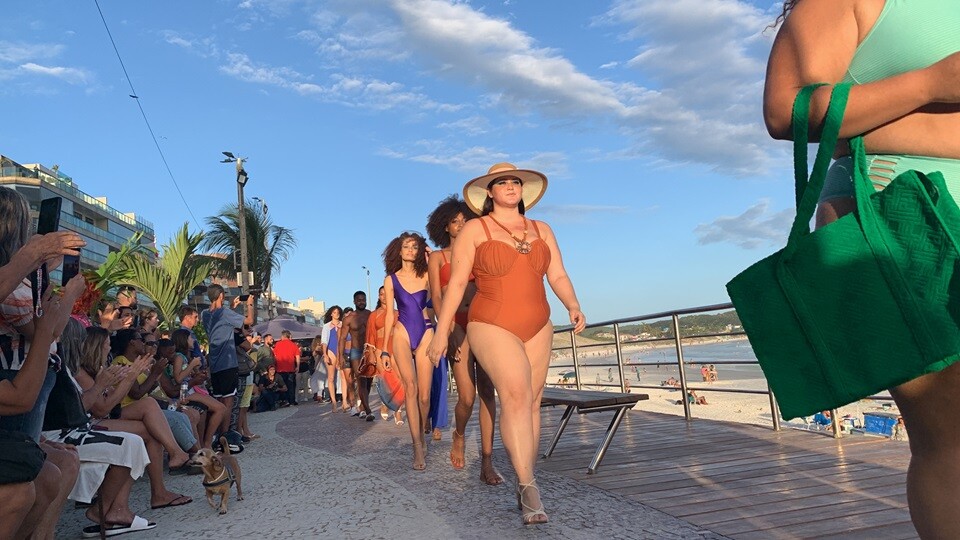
[550,339,767,387]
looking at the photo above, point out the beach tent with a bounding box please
[254,316,322,340]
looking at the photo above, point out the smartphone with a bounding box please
[37,197,62,234]
[61,254,80,286]
[238,294,250,302]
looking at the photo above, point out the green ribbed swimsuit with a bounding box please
[820,0,960,202]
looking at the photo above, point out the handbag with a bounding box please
[357,346,378,379]
[43,364,91,431]
[726,83,960,420]
[236,346,256,377]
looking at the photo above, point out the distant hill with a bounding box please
[574,310,743,342]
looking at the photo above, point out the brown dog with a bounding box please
[195,436,243,514]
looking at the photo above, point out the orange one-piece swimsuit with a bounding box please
[468,217,551,342]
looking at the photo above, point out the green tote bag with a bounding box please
[726,83,960,420]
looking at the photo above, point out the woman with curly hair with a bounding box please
[320,305,342,413]
[426,195,502,484]
[766,1,960,536]
[382,232,434,470]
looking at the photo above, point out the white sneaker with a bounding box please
[358,411,367,419]
[350,407,360,416]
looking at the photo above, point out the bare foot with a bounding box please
[85,506,134,526]
[168,450,190,469]
[432,427,442,441]
[450,430,465,470]
[480,455,503,485]
[412,443,426,471]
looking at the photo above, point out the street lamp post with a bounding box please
[222,152,250,296]
[361,266,370,302]
[252,197,272,319]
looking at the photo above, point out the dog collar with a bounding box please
[202,467,235,488]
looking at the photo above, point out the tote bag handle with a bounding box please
[783,83,851,258]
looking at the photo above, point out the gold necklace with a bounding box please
[487,215,531,254]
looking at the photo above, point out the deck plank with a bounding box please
[502,403,915,539]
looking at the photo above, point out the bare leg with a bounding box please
[0,482,34,539]
[469,321,552,522]
[14,459,57,539]
[189,394,225,448]
[449,324,475,470]
[415,330,436,440]
[84,466,135,527]
[393,325,431,470]
[98,419,190,508]
[119,399,190,467]
[476,362,503,485]
[342,367,355,411]
[889,360,960,539]
[30,442,79,539]
[325,353,338,411]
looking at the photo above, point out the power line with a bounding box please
[92,0,202,230]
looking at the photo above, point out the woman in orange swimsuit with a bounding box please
[427,163,585,525]
[427,196,502,485]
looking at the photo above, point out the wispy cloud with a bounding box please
[379,143,566,177]
[694,199,791,249]
[19,63,92,85]
[437,115,490,135]
[536,203,630,222]
[160,31,220,58]
[219,52,459,112]
[0,41,63,63]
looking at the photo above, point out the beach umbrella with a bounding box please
[559,370,576,380]
[253,316,322,340]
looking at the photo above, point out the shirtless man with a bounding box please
[338,291,373,419]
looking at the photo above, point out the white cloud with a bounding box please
[536,204,630,222]
[0,41,63,63]
[437,115,490,135]
[219,52,459,112]
[694,199,791,249]
[381,0,777,176]
[19,63,92,85]
[160,31,219,58]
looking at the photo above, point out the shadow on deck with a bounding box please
[523,406,916,539]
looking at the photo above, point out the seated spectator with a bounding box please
[813,410,833,428]
[0,264,83,539]
[66,323,193,513]
[41,320,156,536]
[687,390,708,405]
[152,338,206,453]
[109,329,194,468]
[170,329,225,449]
[257,365,286,412]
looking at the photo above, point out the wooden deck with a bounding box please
[504,405,916,539]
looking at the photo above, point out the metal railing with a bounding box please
[550,302,894,438]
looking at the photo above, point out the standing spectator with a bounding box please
[309,335,327,402]
[272,330,300,406]
[178,306,206,368]
[200,285,253,452]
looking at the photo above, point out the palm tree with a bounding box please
[202,199,297,320]
[123,223,213,329]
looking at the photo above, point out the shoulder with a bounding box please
[530,219,554,239]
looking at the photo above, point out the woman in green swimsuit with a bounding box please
[765,1,960,537]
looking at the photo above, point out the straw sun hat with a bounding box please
[462,162,547,216]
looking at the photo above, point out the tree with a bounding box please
[122,223,213,329]
[202,199,297,320]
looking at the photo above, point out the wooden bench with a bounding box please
[539,387,648,474]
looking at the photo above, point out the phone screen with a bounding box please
[61,254,80,286]
[37,197,63,234]
[238,294,250,302]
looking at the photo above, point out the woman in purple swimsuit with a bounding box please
[382,232,434,470]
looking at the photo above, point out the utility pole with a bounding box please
[362,266,371,302]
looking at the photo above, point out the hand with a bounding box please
[23,231,85,267]
[231,296,241,309]
[95,364,127,388]
[426,335,446,368]
[129,354,152,378]
[41,439,78,454]
[34,274,85,336]
[569,309,586,334]
[150,355,169,374]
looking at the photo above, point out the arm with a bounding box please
[763,0,960,140]
[540,221,586,334]
[127,356,167,400]
[382,276,397,359]
[428,222,480,363]
[427,250,444,314]
[337,315,350,361]
[0,232,85,301]
[0,275,85,415]
[156,370,179,399]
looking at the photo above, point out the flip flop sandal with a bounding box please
[82,515,157,538]
[151,494,192,510]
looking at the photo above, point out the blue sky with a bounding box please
[2,0,795,324]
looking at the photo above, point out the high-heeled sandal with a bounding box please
[516,479,548,525]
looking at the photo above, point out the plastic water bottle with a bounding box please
[180,381,189,401]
